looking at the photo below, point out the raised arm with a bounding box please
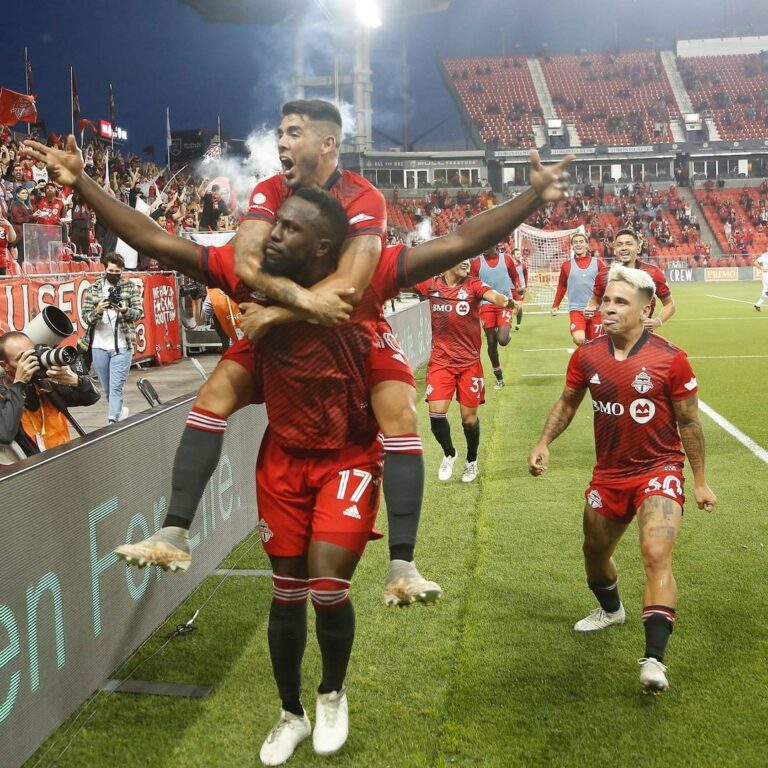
[21,137,203,282]
[527,384,586,476]
[404,151,573,285]
[672,394,716,511]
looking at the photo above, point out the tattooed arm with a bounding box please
[528,384,586,476]
[673,394,717,511]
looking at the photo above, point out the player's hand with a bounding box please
[583,306,596,319]
[96,300,111,313]
[307,287,355,326]
[14,348,41,384]
[527,443,549,476]
[238,302,272,343]
[529,149,574,203]
[643,316,661,331]
[550,307,558,316]
[694,483,716,512]
[46,365,78,387]
[21,136,85,187]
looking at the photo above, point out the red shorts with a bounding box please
[480,304,513,329]
[256,428,384,558]
[220,336,264,403]
[569,310,603,340]
[368,322,416,389]
[425,360,485,407]
[584,466,686,525]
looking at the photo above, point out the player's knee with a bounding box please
[572,331,586,346]
[195,364,250,415]
[377,401,418,436]
[309,577,351,610]
[640,541,673,574]
[461,415,479,429]
[498,333,511,347]
[582,536,609,562]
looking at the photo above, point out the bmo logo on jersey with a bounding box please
[432,303,453,313]
[592,400,624,416]
[455,301,471,316]
[629,398,656,424]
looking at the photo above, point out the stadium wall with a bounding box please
[664,266,763,282]
[386,299,432,370]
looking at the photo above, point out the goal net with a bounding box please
[514,223,586,311]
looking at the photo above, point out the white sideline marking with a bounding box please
[522,373,565,377]
[706,294,756,306]
[688,355,768,360]
[523,347,571,352]
[699,400,768,465]
[672,317,763,323]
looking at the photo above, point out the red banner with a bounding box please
[0,272,182,364]
[0,88,37,125]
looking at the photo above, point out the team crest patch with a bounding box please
[252,192,267,205]
[258,519,274,543]
[457,289,468,300]
[631,369,653,394]
[425,384,433,396]
[587,489,603,509]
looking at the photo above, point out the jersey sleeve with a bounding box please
[346,185,386,239]
[471,277,494,299]
[411,277,433,296]
[468,259,480,277]
[551,261,570,308]
[372,245,405,302]
[565,346,588,390]
[244,175,284,224]
[651,267,671,299]
[199,245,238,296]
[592,266,607,299]
[505,254,522,290]
[668,351,698,401]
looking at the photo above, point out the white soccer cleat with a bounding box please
[438,454,457,481]
[461,460,479,483]
[384,564,443,607]
[573,603,625,632]
[259,709,311,766]
[638,657,669,695]
[494,378,505,390]
[313,689,348,756]
[115,533,191,573]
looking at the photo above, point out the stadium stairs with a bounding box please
[677,185,724,256]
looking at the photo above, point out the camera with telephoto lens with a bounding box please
[34,344,79,369]
[107,284,123,308]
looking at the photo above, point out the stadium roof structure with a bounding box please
[179,0,450,25]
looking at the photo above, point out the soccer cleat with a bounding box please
[259,709,312,766]
[755,305,761,312]
[313,689,348,756]
[384,563,443,607]
[494,378,505,390]
[638,657,669,695]
[573,603,626,632]
[438,454,457,481]
[115,530,191,573]
[461,460,479,483]
[515,324,520,331]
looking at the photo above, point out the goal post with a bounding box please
[514,223,586,311]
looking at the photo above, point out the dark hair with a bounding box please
[102,252,125,269]
[293,187,349,258]
[0,331,28,363]
[570,232,588,242]
[281,99,343,128]
[614,228,640,243]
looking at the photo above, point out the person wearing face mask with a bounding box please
[80,253,143,423]
[8,186,34,263]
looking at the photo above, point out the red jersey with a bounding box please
[245,168,386,246]
[35,198,65,226]
[0,223,11,268]
[412,274,492,368]
[552,255,608,310]
[592,259,670,315]
[566,332,698,480]
[201,244,409,451]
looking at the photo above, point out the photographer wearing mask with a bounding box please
[0,331,100,458]
[81,253,143,423]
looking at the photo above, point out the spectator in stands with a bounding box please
[33,181,65,227]
[0,331,100,459]
[8,188,33,262]
[69,192,91,256]
[197,178,230,231]
[0,212,17,274]
[80,254,143,424]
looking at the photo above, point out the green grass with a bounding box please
[26,281,768,768]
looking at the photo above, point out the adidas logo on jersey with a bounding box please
[589,372,601,385]
[349,212,375,225]
[343,505,361,519]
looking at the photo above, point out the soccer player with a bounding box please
[469,245,522,388]
[551,232,607,345]
[510,246,528,331]
[752,249,768,310]
[528,264,717,695]
[585,229,675,331]
[414,260,515,484]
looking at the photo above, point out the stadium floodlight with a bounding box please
[355,0,382,27]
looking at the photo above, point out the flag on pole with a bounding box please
[217,114,222,153]
[104,150,112,195]
[108,84,116,127]
[70,67,80,135]
[24,49,33,95]
[0,88,38,125]
[166,106,172,169]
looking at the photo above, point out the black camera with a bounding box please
[107,284,123,308]
[35,344,79,369]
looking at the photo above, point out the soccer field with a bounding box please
[27,281,768,768]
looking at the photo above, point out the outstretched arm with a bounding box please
[527,384,586,476]
[404,150,573,285]
[672,394,716,511]
[21,137,203,282]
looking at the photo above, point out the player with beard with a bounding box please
[468,245,522,389]
[551,232,607,345]
[585,229,675,331]
[529,264,716,695]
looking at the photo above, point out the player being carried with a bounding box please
[550,232,607,345]
[469,244,523,389]
[529,264,716,695]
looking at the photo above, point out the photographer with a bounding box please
[81,253,143,423]
[0,332,99,458]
